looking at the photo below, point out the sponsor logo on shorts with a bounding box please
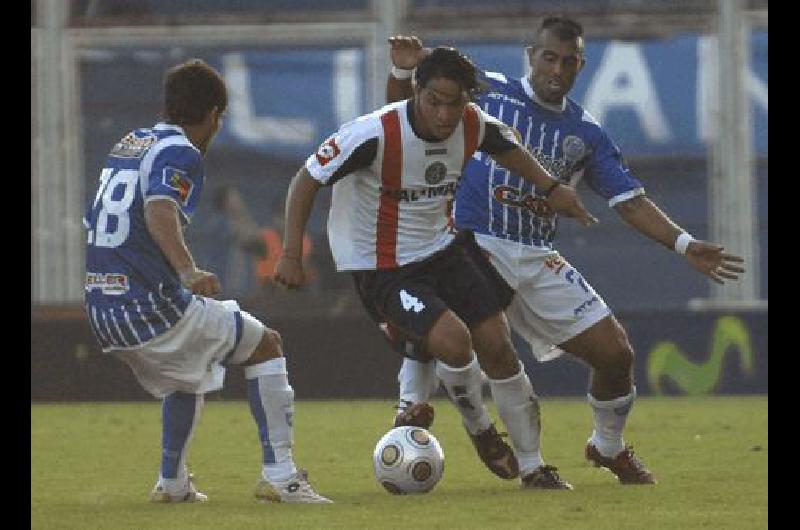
[544,253,566,274]
[573,295,599,317]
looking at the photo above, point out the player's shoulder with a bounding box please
[141,123,202,169]
[565,98,610,139]
[341,101,405,137]
[566,98,602,128]
[478,72,528,108]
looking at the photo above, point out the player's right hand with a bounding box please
[547,184,598,227]
[274,256,305,289]
[388,35,429,70]
[179,268,222,297]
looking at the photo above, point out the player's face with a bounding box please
[196,107,224,155]
[527,30,585,105]
[415,78,469,140]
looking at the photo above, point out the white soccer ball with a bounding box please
[373,425,445,494]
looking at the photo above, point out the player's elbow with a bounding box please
[144,199,180,237]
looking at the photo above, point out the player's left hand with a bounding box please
[685,241,745,284]
[547,184,598,227]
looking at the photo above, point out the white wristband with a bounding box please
[674,232,695,255]
[390,66,413,80]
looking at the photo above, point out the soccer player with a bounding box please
[275,46,596,489]
[83,59,331,504]
[384,19,746,486]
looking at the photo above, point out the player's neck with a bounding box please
[532,91,566,113]
[525,76,567,113]
[181,123,211,155]
[408,98,443,143]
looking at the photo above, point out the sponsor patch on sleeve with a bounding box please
[162,166,194,205]
[315,137,341,166]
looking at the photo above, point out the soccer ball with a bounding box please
[373,425,444,494]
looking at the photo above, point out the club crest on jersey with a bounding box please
[162,167,193,205]
[563,135,586,163]
[424,161,447,185]
[315,137,341,166]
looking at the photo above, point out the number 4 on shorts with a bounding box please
[399,289,425,313]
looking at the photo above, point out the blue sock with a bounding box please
[161,392,202,482]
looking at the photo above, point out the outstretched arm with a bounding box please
[386,35,428,103]
[274,167,322,288]
[614,195,745,284]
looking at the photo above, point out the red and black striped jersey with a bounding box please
[305,99,517,271]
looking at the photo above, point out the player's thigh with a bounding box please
[437,232,514,331]
[469,311,520,378]
[516,256,610,346]
[560,314,634,371]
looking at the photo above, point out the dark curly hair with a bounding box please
[414,46,483,99]
[534,16,585,53]
[163,59,228,126]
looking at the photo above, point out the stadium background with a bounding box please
[31,0,767,401]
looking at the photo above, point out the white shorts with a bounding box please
[113,297,265,398]
[475,233,611,362]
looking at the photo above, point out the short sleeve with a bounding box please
[584,127,645,207]
[477,107,519,155]
[305,118,380,185]
[144,144,204,222]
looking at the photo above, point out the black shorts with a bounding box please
[352,231,514,353]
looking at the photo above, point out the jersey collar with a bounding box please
[154,122,187,135]
[521,76,567,113]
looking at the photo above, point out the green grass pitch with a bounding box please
[31,396,767,530]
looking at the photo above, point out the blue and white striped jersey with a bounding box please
[84,123,203,351]
[455,72,644,247]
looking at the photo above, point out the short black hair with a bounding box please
[414,46,481,97]
[163,59,228,125]
[534,16,584,49]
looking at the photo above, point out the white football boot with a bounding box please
[150,472,208,503]
[254,469,332,504]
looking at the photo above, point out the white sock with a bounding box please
[435,356,491,435]
[489,364,544,476]
[587,386,636,458]
[245,357,298,483]
[397,357,438,410]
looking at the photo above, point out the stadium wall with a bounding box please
[31,307,767,401]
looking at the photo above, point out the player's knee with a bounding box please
[477,341,519,379]
[427,313,472,367]
[595,342,634,375]
[244,327,283,365]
